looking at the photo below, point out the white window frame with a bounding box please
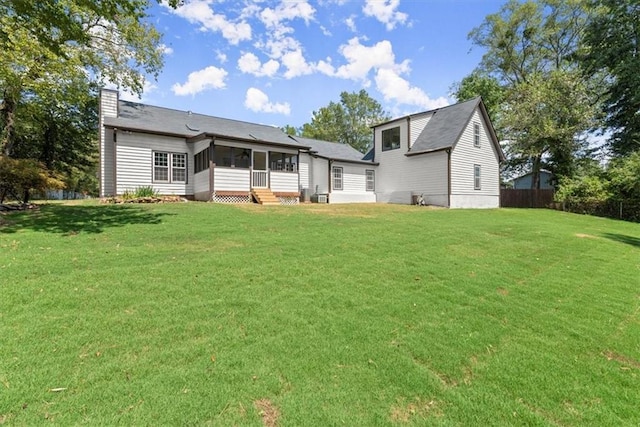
[153,151,187,183]
[474,164,481,190]
[332,166,343,191]
[366,169,375,192]
[153,152,169,182]
[473,122,481,148]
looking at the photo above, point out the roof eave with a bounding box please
[312,153,379,165]
[405,146,451,157]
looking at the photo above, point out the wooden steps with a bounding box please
[251,188,280,205]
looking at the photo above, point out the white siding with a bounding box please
[194,171,210,200]
[213,168,250,191]
[310,156,329,194]
[450,108,500,208]
[409,112,433,148]
[299,153,310,190]
[375,119,411,203]
[402,151,449,207]
[99,89,118,197]
[372,116,450,206]
[115,132,194,195]
[328,162,376,204]
[270,172,298,193]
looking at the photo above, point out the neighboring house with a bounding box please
[99,89,503,207]
[511,170,554,190]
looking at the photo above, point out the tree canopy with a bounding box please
[0,0,175,199]
[300,90,390,153]
[582,0,640,156]
[466,0,598,188]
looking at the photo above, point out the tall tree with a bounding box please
[582,0,640,156]
[451,72,505,127]
[469,0,598,188]
[301,90,390,153]
[0,0,175,199]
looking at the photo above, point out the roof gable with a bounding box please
[410,97,480,154]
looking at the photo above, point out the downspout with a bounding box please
[447,148,451,208]
[328,159,333,195]
[407,116,411,149]
[113,128,118,197]
[208,138,215,200]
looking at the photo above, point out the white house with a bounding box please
[99,89,503,208]
[368,97,504,208]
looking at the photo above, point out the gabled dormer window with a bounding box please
[382,126,400,151]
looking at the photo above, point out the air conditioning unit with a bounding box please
[311,193,328,203]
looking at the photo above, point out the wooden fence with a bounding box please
[500,189,554,208]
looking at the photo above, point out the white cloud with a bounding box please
[216,50,228,63]
[106,78,157,103]
[281,49,315,79]
[244,88,291,115]
[320,25,332,36]
[259,1,316,29]
[260,35,300,59]
[363,0,408,30]
[237,52,280,77]
[166,0,251,45]
[172,66,228,96]
[334,37,408,83]
[375,68,449,109]
[345,16,357,32]
[159,44,173,55]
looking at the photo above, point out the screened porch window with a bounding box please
[270,151,298,172]
[214,145,250,168]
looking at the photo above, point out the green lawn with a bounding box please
[1,202,639,425]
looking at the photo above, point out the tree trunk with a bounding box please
[531,155,542,189]
[0,89,17,156]
[42,120,58,170]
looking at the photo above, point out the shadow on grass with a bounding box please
[0,204,172,235]
[602,233,640,249]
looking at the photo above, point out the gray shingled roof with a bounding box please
[103,100,305,148]
[409,97,480,154]
[291,136,375,164]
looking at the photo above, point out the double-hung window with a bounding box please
[332,166,343,191]
[473,122,481,148]
[366,170,375,191]
[153,151,187,183]
[474,164,481,190]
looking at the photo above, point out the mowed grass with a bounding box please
[1,202,639,425]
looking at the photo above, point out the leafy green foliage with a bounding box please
[582,0,640,155]
[0,0,173,198]
[301,90,390,153]
[0,156,64,202]
[469,0,598,186]
[451,72,505,126]
[134,186,159,198]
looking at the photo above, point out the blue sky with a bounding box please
[120,0,504,128]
